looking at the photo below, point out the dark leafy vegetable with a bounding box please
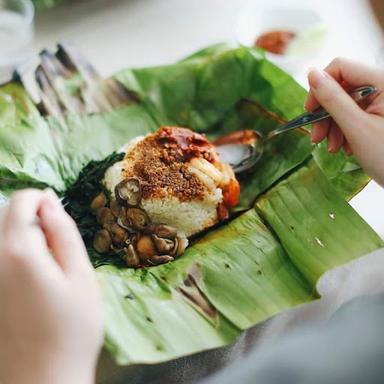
[64,152,125,267]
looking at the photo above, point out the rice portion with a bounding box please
[103,127,239,238]
[142,190,222,238]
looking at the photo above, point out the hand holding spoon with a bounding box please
[216,86,377,173]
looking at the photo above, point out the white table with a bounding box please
[34,0,384,237]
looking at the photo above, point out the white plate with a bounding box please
[235,0,326,74]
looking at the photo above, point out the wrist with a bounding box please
[3,360,96,384]
[8,372,95,384]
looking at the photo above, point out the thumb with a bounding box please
[38,189,91,274]
[308,69,366,136]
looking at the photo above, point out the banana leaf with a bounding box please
[0,44,382,365]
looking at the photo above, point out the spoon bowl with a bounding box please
[216,143,263,174]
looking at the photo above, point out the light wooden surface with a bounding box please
[32,0,384,237]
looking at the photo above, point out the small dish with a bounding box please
[235,1,327,74]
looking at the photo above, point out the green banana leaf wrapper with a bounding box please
[0,44,382,365]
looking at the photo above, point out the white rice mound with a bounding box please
[103,134,227,238]
[142,191,222,238]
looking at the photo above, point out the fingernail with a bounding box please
[308,69,329,90]
[311,134,320,144]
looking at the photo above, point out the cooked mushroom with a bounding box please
[92,186,189,266]
[124,244,140,268]
[109,223,128,247]
[96,207,115,227]
[110,199,121,218]
[111,245,125,256]
[115,178,142,206]
[152,235,175,254]
[125,233,137,247]
[174,234,189,257]
[170,237,178,257]
[147,255,174,266]
[136,235,157,258]
[117,207,132,230]
[90,192,107,211]
[149,224,177,239]
[126,207,150,230]
[93,229,112,254]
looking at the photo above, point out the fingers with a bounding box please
[1,189,50,258]
[305,58,384,112]
[0,189,91,276]
[323,57,384,89]
[311,121,352,155]
[313,121,349,153]
[38,190,91,274]
[304,90,319,112]
[366,92,384,115]
[0,190,62,276]
[3,189,45,232]
[311,119,331,143]
[307,69,367,141]
[343,140,354,156]
[305,58,384,156]
[327,123,344,153]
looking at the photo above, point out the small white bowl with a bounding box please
[235,1,326,74]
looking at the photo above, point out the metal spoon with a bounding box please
[216,86,378,173]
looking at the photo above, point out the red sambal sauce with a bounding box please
[255,30,296,55]
[157,126,241,218]
[218,178,241,220]
[157,126,218,163]
[213,129,259,146]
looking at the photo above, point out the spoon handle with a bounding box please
[267,85,377,139]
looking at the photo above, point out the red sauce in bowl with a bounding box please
[255,30,296,55]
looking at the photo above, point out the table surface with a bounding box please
[33,0,384,236]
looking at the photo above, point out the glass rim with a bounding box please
[1,0,34,25]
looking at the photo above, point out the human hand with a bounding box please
[0,189,103,384]
[305,58,384,186]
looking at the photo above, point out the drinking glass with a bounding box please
[0,0,34,83]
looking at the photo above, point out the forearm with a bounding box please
[3,365,95,384]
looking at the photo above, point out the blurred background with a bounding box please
[30,0,383,77]
[1,0,384,236]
